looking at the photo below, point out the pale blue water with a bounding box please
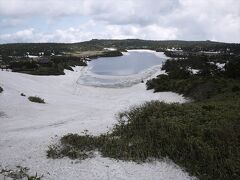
[78,51,166,87]
[88,51,165,76]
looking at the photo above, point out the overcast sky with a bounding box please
[0,0,239,43]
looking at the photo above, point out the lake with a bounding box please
[88,50,165,76]
[78,50,167,88]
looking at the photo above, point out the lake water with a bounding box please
[78,50,167,88]
[88,50,165,76]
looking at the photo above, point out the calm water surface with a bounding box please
[88,50,165,76]
[78,50,167,87]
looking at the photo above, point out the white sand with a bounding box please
[0,59,195,179]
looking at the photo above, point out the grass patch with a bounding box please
[0,166,43,180]
[47,92,240,179]
[28,96,45,103]
[47,135,100,160]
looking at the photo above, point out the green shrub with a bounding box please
[47,135,102,160]
[146,76,239,101]
[101,50,123,57]
[28,96,45,103]
[232,85,240,92]
[0,166,43,180]
[225,58,240,79]
[48,94,240,180]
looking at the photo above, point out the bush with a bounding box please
[48,97,240,180]
[47,134,102,160]
[225,58,240,79]
[232,85,240,92]
[146,76,239,101]
[0,166,43,179]
[100,50,123,57]
[28,96,45,103]
[0,86,3,93]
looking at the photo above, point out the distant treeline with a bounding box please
[1,39,239,57]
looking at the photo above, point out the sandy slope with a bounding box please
[0,66,195,180]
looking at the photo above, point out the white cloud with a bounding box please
[0,24,178,43]
[0,0,239,43]
[105,24,178,40]
[0,28,35,43]
[0,28,91,43]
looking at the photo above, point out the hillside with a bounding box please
[1,39,240,57]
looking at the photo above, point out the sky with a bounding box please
[0,0,239,44]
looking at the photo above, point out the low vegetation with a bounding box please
[47,94,240,179]
[101,50,123,57]
[0,166,43,180]
[147,54,240,101]
[9,56,87,75]
[28,96,45,104]
[1,39,239,57]
[48,53,240,180]
[1,39,239,76]
[2,50,124,75]
[47,134,99,160]
[146,75,240,101]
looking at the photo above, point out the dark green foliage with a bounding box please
[7,56,87,75]
[8,60,62,75]
[100,50,123,57]
[225,57,240,79]
[48,95,240,180]
[162,55,225,77]
[1,39,239,57]
[10,60,38,72]
[64,66,74,71]
[146,76,237,101]
[168,68,192,79]
[47,50,240,179]
[47,134,104,160]
[0,86,3,93]
[146,75,172,92]
[109,99,240,180]
[0,43,75,57]
[0,166,43,180]
[147,54,240,101]
[28,96,45,103]
[1,39,239,76]
[143,53,240,179]
[51,56,87,67]
[232,85,240,92]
